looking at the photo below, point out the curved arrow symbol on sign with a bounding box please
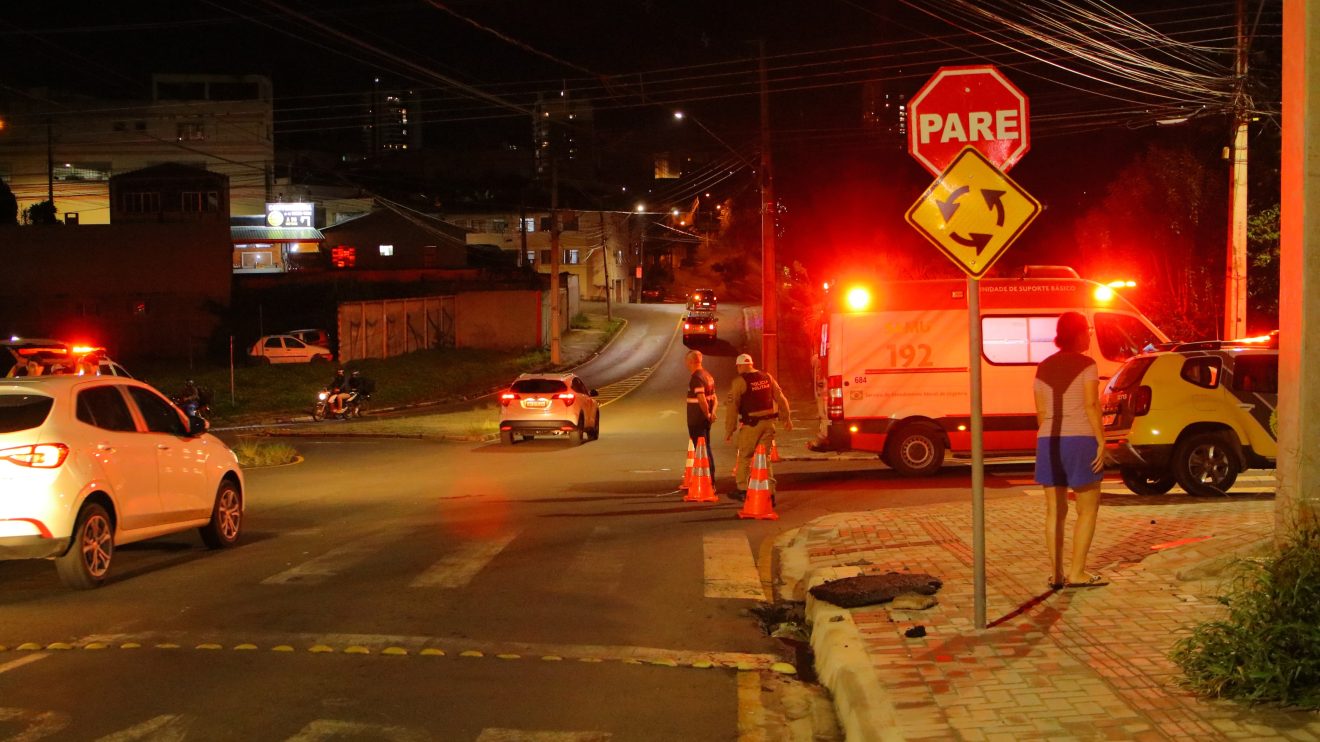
[982,189,1006,227]
[936,185,969,223]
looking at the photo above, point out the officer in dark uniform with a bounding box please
[684,350,718,479]
[724,353,792,500]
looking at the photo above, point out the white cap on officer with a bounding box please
[735,353,754,367]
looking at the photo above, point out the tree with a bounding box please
[1247,204,1280,329]
[1071,142,1226,341]
[0,179,16,225]
[24,200,58,225]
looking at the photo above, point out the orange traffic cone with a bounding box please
[770,439,782,463]
[738,445,779,520]
[681,439,695,490]
[683,437,718,503]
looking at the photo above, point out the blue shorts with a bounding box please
[1035,436,1103,489]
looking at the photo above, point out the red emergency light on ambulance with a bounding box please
[814,267,1168,475]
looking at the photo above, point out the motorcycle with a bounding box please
[312,387,368,420]
[170,385,213,425]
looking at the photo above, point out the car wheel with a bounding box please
[310,355,327,364]
[885,423,945,477]
[500,431,515,445]
[1173,432,1239,496]
[200,481,243,549]
[258,356,272,365]
[1120,467,1177,496]
[589,410,600,440]
[573,415,587,445]
[56,503,114,589]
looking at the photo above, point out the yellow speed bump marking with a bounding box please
[45,643,74,651]
[648,659,679,667]
[196,643,223,651]
[83,642,108,650]
[771,662,797,675]
[459,650,483,658]
[272,645,295,653]
[17,643,42,651]
[120,643,141,649]
[308,645,335,654]
[495,653,520,660]
[690,660,714,669]
[234,644,259,651]
[621,658,643,665]
[381,647,408,656]
[343,646,370,655]
[419,648,445,656]
[156,643,180,650]
[578,657,603,663]
[541,655,563,661]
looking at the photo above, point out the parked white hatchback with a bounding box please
[248,334,334,364]
[0,375,245,588]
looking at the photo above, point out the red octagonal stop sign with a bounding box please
[908,65,1030,176]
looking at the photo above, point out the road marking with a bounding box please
[261,534,392,585]
[703,531,767,601]
[95,715,189,742]
[77,630,781,670]
[285,720,428,741]
[0,653,49,675]
[476,730,610,741]
[563,526,624,594]
[409,531,520,588]
[0,708,69,742]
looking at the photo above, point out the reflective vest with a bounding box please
[738,371,776,423]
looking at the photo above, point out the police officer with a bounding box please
[684,350,718,480]
[724,353,792,500]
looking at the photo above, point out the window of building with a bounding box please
[526,250,536,264]
[241,251,273,269]
[54,162,112,182]
[521,218,536,233]
[423,245,438,267]
[122,192,161,213]
[539,250,551,264]
[981,316,1059,365]
[206,192,220,211]
[177,122,206,141]
[565,249,580,265]
[540,216,553,231]
[492,218,508,233]
[182,192,203,211]
[379,244,394,257]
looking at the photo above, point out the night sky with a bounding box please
[0,1,1282,284]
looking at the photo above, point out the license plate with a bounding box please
[522,398,549,409]
[1102,413,1116,426]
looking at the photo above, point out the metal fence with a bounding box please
[337,295,456,362]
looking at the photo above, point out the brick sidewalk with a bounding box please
[778,495,1320,742]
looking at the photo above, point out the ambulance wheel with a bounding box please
[886,423,945,477]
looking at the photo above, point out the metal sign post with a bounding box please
[967,278,986,629]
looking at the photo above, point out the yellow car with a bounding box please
[1102,338,1277,496]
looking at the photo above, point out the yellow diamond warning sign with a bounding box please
[906,146,1041,278]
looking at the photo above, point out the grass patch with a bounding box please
[1170,528,1320,708]
[232,439,300,468]
[131,346,550,426]
[570,312,592,329]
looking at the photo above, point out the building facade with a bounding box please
[0,74,274,224]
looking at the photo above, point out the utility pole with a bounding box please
[599,210,613,321]
[759,41,778,379]
[46,117,54,209]
[550,158,562,365]
[1224,0,1250,339]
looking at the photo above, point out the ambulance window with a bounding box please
[982,316,1058,364]
[1095,313,1161,362]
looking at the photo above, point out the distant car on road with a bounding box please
[687,289,718,312]
[682,311,718,341]
[248,334,333,364]
[498,373,600,445]
[0,375,245,588]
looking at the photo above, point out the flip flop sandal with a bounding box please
[1064,574,1109,588]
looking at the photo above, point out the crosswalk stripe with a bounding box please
[703,531,765,601]
[409,532,520,588]
[564,526,624,594]
[261,536,390,586]
[476,730,610,742]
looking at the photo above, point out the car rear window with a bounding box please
[0,393,55,433]
[511,379,567,394]
[1108,356,1157,391]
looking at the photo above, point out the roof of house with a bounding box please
[231,226,324,242]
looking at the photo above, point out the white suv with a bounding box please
[0,375,245,588]
[498,373,600,445]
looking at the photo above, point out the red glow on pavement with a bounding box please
[1150,536,1212,550]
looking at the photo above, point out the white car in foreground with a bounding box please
[0,376,245,588]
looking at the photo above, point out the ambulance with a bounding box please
[815,267,1168,475]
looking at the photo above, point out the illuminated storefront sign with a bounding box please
[266,202,314,228]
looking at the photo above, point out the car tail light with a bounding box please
[707,324,715,330]
[683,323,691,329]
[556,392,576,405]
[0,443,69,468]
[827,375,844,420]
[1131,385,1152,416]
[499,392,518,407]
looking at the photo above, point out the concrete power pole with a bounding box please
[1224,0,1250,339]
[550,159,562,365]
[759,41,778,379]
